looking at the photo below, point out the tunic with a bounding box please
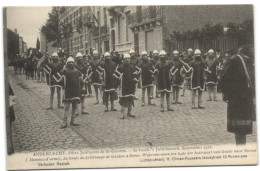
[219,55,253,134]
[190,60,206,91]
[115,62,139,107]
[155,60,173,93]
[45,61,64,87]
[138,60,154,88]
[76,62,88,96]
[90,60,103,86]
[171,60,183,88]
[205,58,219,85]
[59,68,82,103]
[102,60,118,102]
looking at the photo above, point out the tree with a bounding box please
[40,7,60,44]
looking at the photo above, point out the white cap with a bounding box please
[76,52,83,58]
[173,50,179,55]
[104,52,110,57]
[208,49,214,53]
[123,53,130,58]
[153,50,158,54]
[159,50,166,56]
[93,50,98,55]
[130,50,135,54]
[67,57,75,63]
[194,49,201,55]
[52,52,58,57]
[188,48,193,52]
[142,51,147,55]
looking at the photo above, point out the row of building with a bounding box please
[41,5,253,56]
[7,28,28,64]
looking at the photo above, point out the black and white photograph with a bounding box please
[2,1,258,170]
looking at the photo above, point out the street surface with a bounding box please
[8,67,257,152]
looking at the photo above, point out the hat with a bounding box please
[173,50,179,55]
[208,49,214,53]
[194,49,201,55]
[93,50,98,55]
[52,52,58,57]
[159,50,166,56]
[130,50,135,54]
[153,50,158,54]
[104,52,110,57]
[67,57,75,63]
[142,51,147,55]
[188,48,193,52]
[76,52,83,58]
[123,53,130,58]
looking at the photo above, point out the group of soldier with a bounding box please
[38,47,233,129]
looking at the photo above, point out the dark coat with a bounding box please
[155,60,173,93]
[47,61,64,87]
[190,60,206,90]
[219,55,253,134]
[205,58,219,85]
[139,60,154,88]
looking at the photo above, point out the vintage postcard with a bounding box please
[3,4,257,170]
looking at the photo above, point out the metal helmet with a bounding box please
[104,52,111,57]
[93,50,98,55]
[76,52,83,58]
[129,50,135,54]
[194,49,201,55]
[142,51,148,55]
[52,52,58,57]
[188,48,193,52]
[159,50,166,56]
[208,49,214,53]
[153,50,158,54]
[173,50,179,55]
[123,53,131,59]
[67,57,75,63]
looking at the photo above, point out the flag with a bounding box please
[36,37,40,51]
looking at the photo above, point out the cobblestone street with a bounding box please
[9,67,257,152]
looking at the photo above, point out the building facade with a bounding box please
[58,5,253,55]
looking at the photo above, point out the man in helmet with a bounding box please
[90,50,103,104]
[171,50,183,104]
[75,52,89,115]
[45,52,64,110]
[150,50,160,98]
[181,48,194,96]
[205,49,219,101]
[182,49,207,109]
[130,50,141,99]
[58,57,82,128]
[139,51,155,106]
[155,50,174,112]
[114,53,139,119]
[102,52,118,112]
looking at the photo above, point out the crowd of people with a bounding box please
[13,46,255,145]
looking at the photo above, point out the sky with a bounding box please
[6,7,52,48]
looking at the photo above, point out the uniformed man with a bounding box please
[75,52,89,115]
[155,50,174,112]
[171,50,183,104]
[58,57,82,129]
[130,50,140,99]
[139,51,155,106]
[181,48,194,96]
[114,53,139,119]
[182,49,207,109]
[44,52,64,110]
[205,49,219,101]
[90,50,103,104]
[151,50,160,98]
[102,52,118,112]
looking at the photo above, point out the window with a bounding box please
[125,11,130,42]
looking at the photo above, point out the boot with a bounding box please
[70,117,79,126]
[111,102,117,111]
[104,105,109,112]
[141,96,145,106]
[160,104,164,112]
[148,98,156,106]
[120,110,125,119]
[60,117,68,129]
[167,104,173,111]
